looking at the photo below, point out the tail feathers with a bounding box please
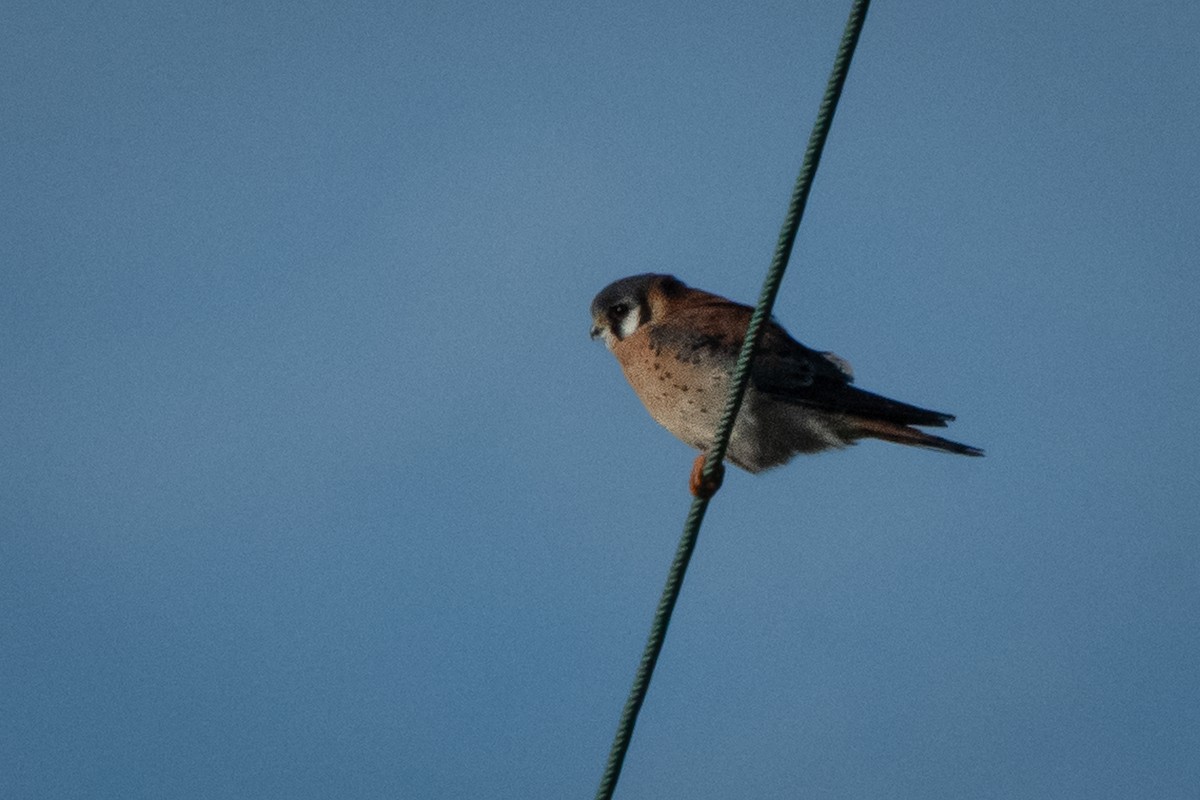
[855,417,984,457]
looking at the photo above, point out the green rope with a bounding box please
[593,2,871,798]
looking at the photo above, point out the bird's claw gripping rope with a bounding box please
[689,454,725,499]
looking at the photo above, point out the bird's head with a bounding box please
[589,273,686,350]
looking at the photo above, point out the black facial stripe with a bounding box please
[607,305,624,337]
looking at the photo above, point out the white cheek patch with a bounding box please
[617,309,641,340]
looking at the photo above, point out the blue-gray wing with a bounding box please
[751,326,954,428]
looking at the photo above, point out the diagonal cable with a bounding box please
[593,2,871,798]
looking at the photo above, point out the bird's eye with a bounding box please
[611,302,629,317]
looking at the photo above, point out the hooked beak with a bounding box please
[589,324,602,340]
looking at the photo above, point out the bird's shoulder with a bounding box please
[645,293,749,363]
[647,291,853,384]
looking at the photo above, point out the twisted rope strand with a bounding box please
[594,3,871,798]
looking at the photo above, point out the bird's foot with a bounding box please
[689,453,725,499]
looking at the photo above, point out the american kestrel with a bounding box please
[590,274,983,496]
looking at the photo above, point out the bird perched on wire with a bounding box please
[590,274,983,497]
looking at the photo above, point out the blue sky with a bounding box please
[2,2,1197,798]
